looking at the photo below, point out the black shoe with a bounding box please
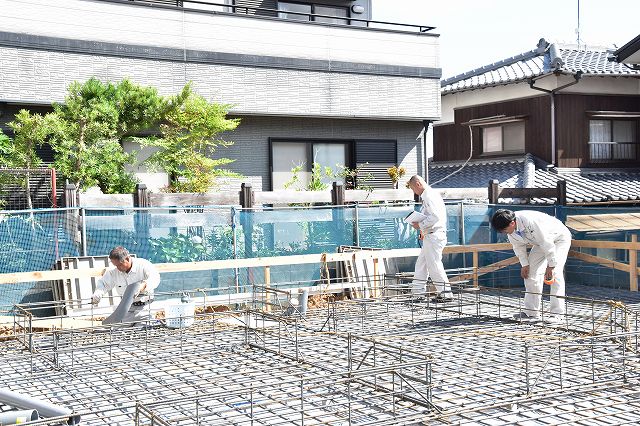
[431,295,454,303]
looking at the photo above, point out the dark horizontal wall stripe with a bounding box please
[0,31,441,79]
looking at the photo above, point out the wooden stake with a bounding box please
[472,251,479,288]
[264,265,271,312]
[631,234,638,292]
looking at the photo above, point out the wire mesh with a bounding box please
[1,203,638,310]
[3,286,640,425]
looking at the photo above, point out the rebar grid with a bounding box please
[292,292,640,424]
[2,284,640,425]
[0,312,435,425]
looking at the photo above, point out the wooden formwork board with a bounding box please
[54,255,135,316]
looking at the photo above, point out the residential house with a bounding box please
[0,0,441,196]
[431,38,640,205]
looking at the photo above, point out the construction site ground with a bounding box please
[2,283,640,425]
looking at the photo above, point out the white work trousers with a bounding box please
[411,231,451,296]
[522,237,571,317]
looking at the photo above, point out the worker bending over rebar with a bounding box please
[490,209,572,324]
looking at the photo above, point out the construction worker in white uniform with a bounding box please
[407,175,453,303]
[490,209,572,323]
[91,246,160,324]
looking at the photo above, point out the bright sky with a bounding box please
[373,0,640,78]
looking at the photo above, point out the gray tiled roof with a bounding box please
[534,169,640,204]
[428,155,640,204]
[429,157,526,188]
[561,48,635,74]
[442,39,640,94]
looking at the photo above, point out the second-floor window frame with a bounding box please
[587,111,640,164]
[461,115,527,157]
[277,1,350,25]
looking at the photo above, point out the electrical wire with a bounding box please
[430,125,474,186]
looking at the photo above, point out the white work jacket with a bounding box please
[417,185,447,234]
[94,258,160,301]
[507,210,572,268]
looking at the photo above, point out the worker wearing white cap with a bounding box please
[490,209,572,323]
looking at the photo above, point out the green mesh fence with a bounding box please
[1,204,639,311]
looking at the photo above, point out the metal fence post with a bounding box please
[240,183,254,208]
[134,184,151,242]
[63,183,77,208]
[332,182,346,245]
[80,207,87,256]
[134,183,150,208]
[488,179,499,204]
[240,184,254,290]
[331,181,345,206]
[354,203,360,246]
[231,207,239,293]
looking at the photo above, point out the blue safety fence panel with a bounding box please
[561,205,640,290]
[2,203,640,309]
[356,204,420,249]
[0,209,79,309]
[235,206,356,258]
[84,208,141,257]
[84,207,236,262]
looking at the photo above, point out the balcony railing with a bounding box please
[588,141,639,164]
[111,0,436,33]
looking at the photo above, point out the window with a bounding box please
[313,5,349,24]
[271,140,348,190]
[270,139,397,190]
[278,2,349,25]
[277,2,311,21]
[589,119,638,163]
[481,122,525,154]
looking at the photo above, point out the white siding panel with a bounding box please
[0,46,439,119]
[1,0,438,69]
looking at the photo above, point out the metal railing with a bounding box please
[107,0,437,32]
[589,141,639,164]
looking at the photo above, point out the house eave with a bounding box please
[611,34,640,63]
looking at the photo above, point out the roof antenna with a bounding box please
[575,0,582,48]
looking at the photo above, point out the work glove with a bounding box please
[91,291,103,305]
[134,281,147,298]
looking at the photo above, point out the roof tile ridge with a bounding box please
[442,38,549,87]
[430,155,527,168]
